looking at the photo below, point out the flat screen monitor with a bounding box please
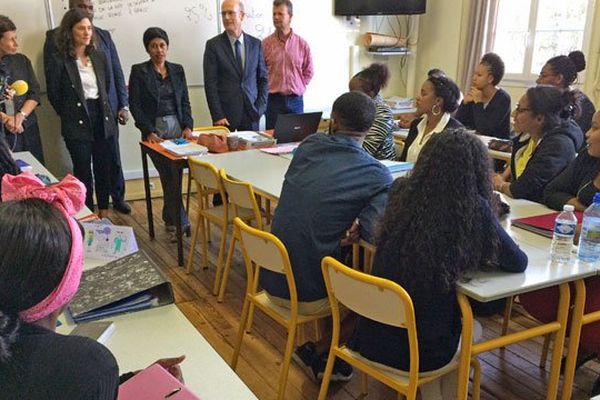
[334,0,426,16]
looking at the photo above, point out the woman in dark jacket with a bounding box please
[493,85,583,202]
[537,50,595,134]
[398,70,463,162]
[0,15,44,163]
[129,27,194,234]
[45,8,118,215]
[351,129,527,397]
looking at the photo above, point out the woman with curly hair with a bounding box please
[351,128,527,398]
[537,51,596,134]
[493,85,583,202]
[399,70,463,162]
[349,63,396,160]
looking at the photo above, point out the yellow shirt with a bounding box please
[515,138,537,178]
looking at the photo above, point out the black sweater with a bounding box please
[509,120,583,202]
[455,88,511,139]
[0,323,120,400]
[351,190,528,372]
[544,149,600,210]
[575,91,596,135]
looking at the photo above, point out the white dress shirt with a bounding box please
[406,112,451,163]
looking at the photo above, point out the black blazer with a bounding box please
[45,48,116,142]
[129,60,193,140]
[398,116,463,161]
[203,32,268,129]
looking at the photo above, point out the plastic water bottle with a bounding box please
[550,204,577,263]
[577,192,600,262]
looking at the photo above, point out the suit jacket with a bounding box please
[203,32,268,129]
[44,27,128,115]
[45,48,117,142]
[398,116,463,161]
[128,60,194,140]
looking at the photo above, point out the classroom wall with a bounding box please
[26,2,411,181]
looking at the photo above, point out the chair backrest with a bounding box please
[321,256,419,376]
[220,169,263,229]
[234,218,298,302]
[193,126,230,135]
[188,158,225,198]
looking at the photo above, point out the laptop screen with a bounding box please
[273,112,323,144]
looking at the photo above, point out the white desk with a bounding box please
[15,151,257,400]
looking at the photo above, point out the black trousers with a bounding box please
[109,129,126,203]
[64,99,115,210]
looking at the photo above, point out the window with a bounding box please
[491,0,594,83]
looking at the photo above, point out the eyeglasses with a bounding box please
[221,11,239,17]
[514,104,531,114]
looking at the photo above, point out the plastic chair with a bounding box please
[217,169,263,302]
[318,256,481,400]
[230,218,331,400]
[185,159,253,296]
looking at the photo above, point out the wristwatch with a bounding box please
[19,111,28,119]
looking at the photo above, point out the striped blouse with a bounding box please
[362,95,397,160]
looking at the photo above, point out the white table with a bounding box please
[15,151,257,400]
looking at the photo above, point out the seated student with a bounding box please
[351,128,527,398]
[493,85,583,202]
[349,63,396,160]
[544,110,600,211]
[537,51,596,134]
[0,173,184,399]
[523,111,600,396]
[398,70,462,162]
[455,53,511,139]
[259,91,393,379]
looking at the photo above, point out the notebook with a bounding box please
[118,364,201,400]
[378,160,414,173]
[70,321,115,344]
[273,112,322,144]
[67,250,174,322]
[511,211,583,238]
[160,140,208,157]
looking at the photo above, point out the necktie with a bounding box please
[234,39,243,73]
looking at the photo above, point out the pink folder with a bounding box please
[118,364,201,400]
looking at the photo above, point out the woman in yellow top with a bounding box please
[493,85,583,202]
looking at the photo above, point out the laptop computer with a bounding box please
[273,112,323,144]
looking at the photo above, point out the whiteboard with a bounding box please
[49,0,219,86]
[241,0,275,40]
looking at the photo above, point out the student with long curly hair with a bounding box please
[351,128,527,398]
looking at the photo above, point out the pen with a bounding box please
[164,387,182,398]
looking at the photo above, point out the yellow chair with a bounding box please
[318,256,481,400]
[352,239,376,274]
[230,218,330,400]
[217,169,263,302]
[186,159,253,296]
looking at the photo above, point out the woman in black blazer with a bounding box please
[45,8,118,215]
[129,27,194,234]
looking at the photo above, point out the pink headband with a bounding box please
[1,173,86,323]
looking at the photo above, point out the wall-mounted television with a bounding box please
[334,0,426,16]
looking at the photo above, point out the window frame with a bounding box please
[496,0,595,87]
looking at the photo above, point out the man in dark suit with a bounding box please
[43,0,131,214]
[204,0,269,131]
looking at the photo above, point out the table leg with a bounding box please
[141,145,154,238]
[170,162,184,266]
[547,283,571,400]
[561,280,586,400]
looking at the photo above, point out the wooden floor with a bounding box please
[107,197,600,400]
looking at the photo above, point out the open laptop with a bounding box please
[273,112,323,144]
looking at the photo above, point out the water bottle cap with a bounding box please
[594,192,600,203]
[563,204,575,212]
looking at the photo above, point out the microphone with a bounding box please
[9,80,28,96]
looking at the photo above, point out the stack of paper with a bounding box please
[379,160,414,173]
[160,140,208,157]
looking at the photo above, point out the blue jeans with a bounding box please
[265,93,304,130]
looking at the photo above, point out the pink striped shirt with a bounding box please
[262,30,313,96]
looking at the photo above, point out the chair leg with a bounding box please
[501,295,514,336]
[317,351,337,400]
[365,248,373,275]
[185,171,192,213]
[217,234,237,302]
[352,243,359,269]
[231,296,252,369]
[185,210,202,274]
[471,358,481,400]
[540,334,552,369]
[314,320,321,341]
[212,223,229,295]
[277,324,297,400]
[361,372,368,395]
[199,215,208,269]
[296,324,304,346]
[246,265,260,333]
[265,198,272,226]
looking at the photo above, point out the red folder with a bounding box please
[118,364,200,400]
[511,211,583,238]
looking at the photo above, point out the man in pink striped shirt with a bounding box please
[262,0,314,129]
